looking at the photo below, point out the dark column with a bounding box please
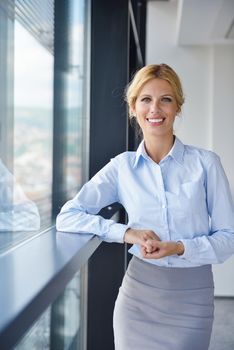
[52,0,70,219]
[88,0,129,349]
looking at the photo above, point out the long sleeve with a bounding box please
[179,152,234,264]
[56,156,128,243]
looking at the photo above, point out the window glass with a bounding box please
[0,0,89,252]
[63,0,87,199]
[14,271,83,350]
[14,21,53,229]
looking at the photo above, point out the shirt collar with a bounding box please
[133,136,185,168]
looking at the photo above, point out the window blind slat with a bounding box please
[15,0,54,54]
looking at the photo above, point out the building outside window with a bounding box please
[0,0,90,348]
[0,0,89,252]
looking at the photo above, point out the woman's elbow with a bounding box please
[56,212,66,231]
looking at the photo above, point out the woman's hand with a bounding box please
[124,228,161,246]
[140,240,184,259]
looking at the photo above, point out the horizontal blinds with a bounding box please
[15,0,54,54]
[0,0,54,54]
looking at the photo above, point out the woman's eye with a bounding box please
[161,97,172,102]
[141,97,151,103]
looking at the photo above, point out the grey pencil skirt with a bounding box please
[113,256,214,350]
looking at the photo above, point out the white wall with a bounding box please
[146,0,211,149]
[147,0,234,296]
[211,45,234,194]
[210,45,234,296]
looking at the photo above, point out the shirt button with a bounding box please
[162,204,167,209]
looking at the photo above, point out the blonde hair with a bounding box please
[125,63,185,117]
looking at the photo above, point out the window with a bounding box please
[14,20,54,229]
[14,271,84,350]
[0,0,89,252]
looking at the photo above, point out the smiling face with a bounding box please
[132,78,178,140]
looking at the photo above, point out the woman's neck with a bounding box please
[144,134,175,164]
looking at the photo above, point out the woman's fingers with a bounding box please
[142,241,165,258]
[143,230,160,241]
[144,239,157,253]
[124,228,161,245]
[141,241,182,259]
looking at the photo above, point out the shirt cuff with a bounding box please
[104,222,129,243]
[176,239,193,260]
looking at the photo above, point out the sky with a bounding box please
[14,4,85,110]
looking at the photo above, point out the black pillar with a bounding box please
[87,0,129,349]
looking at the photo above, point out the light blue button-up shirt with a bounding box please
[56,136,234,267]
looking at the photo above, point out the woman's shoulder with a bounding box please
[112,150,137,164]
[183,142,220,164]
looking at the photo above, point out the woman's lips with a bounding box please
[146,117,165,125]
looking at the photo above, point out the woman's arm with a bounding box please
[57,155,161,246]
[56,156,128,243]
[140,152,234,264]
[178,152,234,264]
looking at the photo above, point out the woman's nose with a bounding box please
[150,100,160,113]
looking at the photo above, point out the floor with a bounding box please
[209,298,234,350]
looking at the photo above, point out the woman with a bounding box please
[56,64,234,350]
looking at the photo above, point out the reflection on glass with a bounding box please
[14,272,81,350]
[0,0,88,255]
[52,0,88,217]
[0,0,88,347]
[0,159,40,231]
[14,305,51,350]
[64,0,86,199]
[14,21,54,230]
[50,271,81,349]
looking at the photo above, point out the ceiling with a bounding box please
[176,0,234,45]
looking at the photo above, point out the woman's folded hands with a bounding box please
[124,227,184,259]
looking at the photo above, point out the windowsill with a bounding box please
[0,227,101,350]
[0,229,49,255]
